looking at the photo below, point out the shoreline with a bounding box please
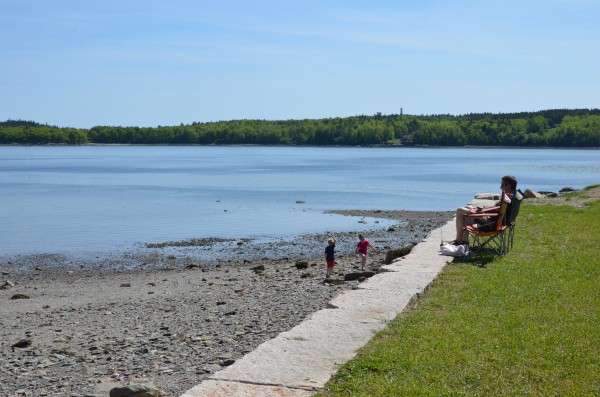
[0,210,452,396]
[2,142,600,150]
[1,210,453,276]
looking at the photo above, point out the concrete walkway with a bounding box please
[180,219,456,397]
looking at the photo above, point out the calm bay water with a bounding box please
[1,146,599,257]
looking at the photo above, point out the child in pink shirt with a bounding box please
[355,233,377,271]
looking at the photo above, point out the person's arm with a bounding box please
[470,205,500,214]
[368,242,377,252]
[469,192,511,215]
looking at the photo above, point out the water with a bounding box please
[1,146,598,257]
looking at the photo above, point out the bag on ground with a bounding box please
[440,243,469,257]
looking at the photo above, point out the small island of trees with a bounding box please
[1,108,599,147]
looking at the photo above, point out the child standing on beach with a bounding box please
[324,235,336,279]
[355,233,377,271]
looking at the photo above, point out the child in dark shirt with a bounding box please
[324,235,336,279]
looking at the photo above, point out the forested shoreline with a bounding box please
[2,109,599,147]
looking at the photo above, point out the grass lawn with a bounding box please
[319,193,599,396]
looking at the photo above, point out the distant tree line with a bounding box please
[2,109,599,147]
[0,120,88,145]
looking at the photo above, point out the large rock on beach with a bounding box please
[110,384,166,397]
[10,293,30,300]
[385,244,415,264]
[344,271,376,281]
[524,189,543,199]
[11,339,32,348]
[559,187,576,193]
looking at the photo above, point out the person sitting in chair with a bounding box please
[451,175,518,245]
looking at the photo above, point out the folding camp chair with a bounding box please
[463,192,512,255]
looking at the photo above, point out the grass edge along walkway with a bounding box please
[318,194,600,396]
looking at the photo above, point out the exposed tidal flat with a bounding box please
[0,209,452,397]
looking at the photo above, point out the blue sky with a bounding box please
[2,0,599,128]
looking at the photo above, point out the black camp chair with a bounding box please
[505,189,523,252]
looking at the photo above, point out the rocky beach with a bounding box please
[1,210,452,397]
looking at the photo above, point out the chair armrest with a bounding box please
[464,212,499,219]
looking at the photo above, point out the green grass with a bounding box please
[319,199,600,396]
[564,192,591,201]
[564,184,599,201]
